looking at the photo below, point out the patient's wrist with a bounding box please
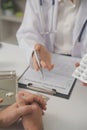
[0,112,4,127]
[22,114,43,130]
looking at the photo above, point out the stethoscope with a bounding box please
[40,0,55,5]
[39,0,57,35]
[39,0,87,42]
[78,20,87,42]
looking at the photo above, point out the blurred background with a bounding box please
[0,0,26,45]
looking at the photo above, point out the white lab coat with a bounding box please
[16,0,87,63]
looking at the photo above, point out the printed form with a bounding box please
[19,54,80,97]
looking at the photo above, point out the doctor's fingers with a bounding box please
[32,54,40,71]
[32,55,48,71]
[75,62,80,67]
[41,60,54,71]
[75,63,87,86]
[82,82,87,86]
[32,55,53,71]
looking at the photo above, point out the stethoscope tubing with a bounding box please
[39,0,87,42]
[40,0,55,6]
[39,0,43,6]
[78,20,87,42]
[39,0,55,35]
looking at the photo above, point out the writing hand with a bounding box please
[32,43,54,71]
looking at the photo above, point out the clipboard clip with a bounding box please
[27,83,57,95]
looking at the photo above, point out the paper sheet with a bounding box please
[19,54,80,95]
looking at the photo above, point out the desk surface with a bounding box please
[0,43,87,130]
[0,42,28,78]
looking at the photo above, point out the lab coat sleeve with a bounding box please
[16,0,45,64]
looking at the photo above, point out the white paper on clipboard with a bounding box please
[18,54,80,98]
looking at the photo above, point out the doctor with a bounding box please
[17,0,87,71]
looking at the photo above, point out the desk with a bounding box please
[0,42,28,77]
[0,43,87,130]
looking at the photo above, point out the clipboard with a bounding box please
[18,54,80,99]
[0,71,17,106]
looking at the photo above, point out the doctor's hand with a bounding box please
[32,43,54,71]
[75,62,87,86]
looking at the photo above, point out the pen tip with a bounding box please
[42,76,46,80]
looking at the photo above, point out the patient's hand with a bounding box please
[16,91,46,130]
[22,103,43,130]
[0,91,46,128]
[0,98,3,103]
[16,90,47,110]
[0,102,33,127]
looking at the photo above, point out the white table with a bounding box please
[0,43,87,130]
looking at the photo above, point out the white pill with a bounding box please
[6,92,14,97]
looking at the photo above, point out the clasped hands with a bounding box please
[0,91,47,130]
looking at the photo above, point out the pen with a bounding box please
[18,83,56,95]
[34,49,44,78]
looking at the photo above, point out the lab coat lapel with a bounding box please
[73,0,87,44]
[48,0,58,31]
[53,0,59,30]
[47,0,58,51]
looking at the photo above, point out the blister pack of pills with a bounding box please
[72,54,87,83]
